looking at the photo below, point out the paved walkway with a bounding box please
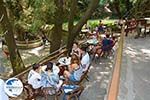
[118,37,150,100]
[80,57,114,100]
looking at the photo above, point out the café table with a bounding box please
[81,29,90,33]
[58,57,71,76]
[58,57,71,66]
[86,38,99,45]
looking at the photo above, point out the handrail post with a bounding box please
[107,25,125,100]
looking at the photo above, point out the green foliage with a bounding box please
[88,21,98,30]
[25,0,56,33]
[29,20,44,33]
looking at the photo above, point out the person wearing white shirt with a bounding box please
[28,63,42,89]
[0,79,9,100]
[80,46,90,72]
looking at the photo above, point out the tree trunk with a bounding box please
[125,0,130,12]
[113,0,121,18]
[50,0,63,53]
[67,0,100,53]
[50,25,62,53]
[0,0,25,75]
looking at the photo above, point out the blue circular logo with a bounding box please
[4,78,23,97]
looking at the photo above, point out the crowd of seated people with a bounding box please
[26,20,117,99]
[86,33,117,59]
[28,63,63,96]
[27,44,91,98]
[64,45,90,82]
[80,20,117,59]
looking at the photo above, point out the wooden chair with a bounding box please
[42,87,61,100]
[64,85,84,100]
[23,81,61,100]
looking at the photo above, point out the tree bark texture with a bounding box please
[50,0,63,53]
[113,0,121,18]
[0,0,25,75]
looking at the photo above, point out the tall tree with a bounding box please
[113,0,121,18]
[67,0,100,53]
[0,0,25,75]
[50,0,63,53]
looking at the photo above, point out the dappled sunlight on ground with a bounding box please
[141,49,150,57]
[124,37,150,64]
[0,44,50,77]
[80,57,115,100]
[27,46,44,56]
[119,37,150,100]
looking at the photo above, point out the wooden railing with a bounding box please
[13,45,67,78]
[13,39,87,79]
[107,25,125,100]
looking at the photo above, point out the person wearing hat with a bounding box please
[28,63,42,89]
[0,79,9,100]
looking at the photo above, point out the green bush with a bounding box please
[88,21,99,30]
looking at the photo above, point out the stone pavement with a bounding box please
[80,57,114,100]
[118,37,150,100]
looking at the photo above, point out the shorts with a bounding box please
[69,74,77,82]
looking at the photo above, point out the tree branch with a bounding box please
[73,0,99,35]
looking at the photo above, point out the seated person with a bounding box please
[88,30,98,39]
[110,36,117,49]
[101,34,111,51]
[28,63,42,89]
[41,62,62,94]
[64,54,83,82]
[2,40,9,58]
[70,42,81,58]
[68,54,81,73]
[0,79,9,100]
[80,46,90,72]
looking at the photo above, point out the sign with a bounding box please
[4,78,23,97]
